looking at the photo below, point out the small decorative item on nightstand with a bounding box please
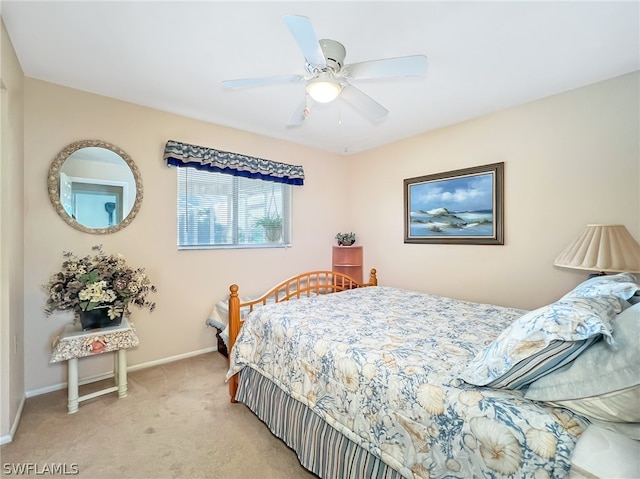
[335,232,356,246]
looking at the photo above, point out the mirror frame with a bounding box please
[47,140,143,234]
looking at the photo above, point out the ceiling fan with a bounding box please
[222,15,428,126]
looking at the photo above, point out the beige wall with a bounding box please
[17,65,640,394]
[23,79,349,393]
[348,71,640,310]
[0,19,25,441]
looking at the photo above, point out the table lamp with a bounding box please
[554,224,640,275]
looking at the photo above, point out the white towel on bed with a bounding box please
[206,296,271,348]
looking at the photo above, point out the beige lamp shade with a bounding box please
[554,224,640,273]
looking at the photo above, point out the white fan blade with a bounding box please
[283,15,326,67]
[340,84,389,123]
[343,55,428,80]
[222,74,304,89]
[286,97,314,127]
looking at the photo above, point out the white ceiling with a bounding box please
[2,1,639,155]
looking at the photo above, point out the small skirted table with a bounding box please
[50,318,139,414]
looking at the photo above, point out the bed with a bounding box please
[224,270,640,479]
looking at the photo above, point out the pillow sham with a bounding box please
[460,296,616,389]
[562,272,638,312]
[585,418,640,441]
[525,302,639,401]
[543,385,640,423]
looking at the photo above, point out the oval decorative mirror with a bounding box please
[47,140,143,234]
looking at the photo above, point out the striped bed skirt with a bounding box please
[236,367,403,479]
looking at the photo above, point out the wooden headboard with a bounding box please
[227,268,377,401]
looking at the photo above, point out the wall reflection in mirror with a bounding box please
[48,140,143,234]
[60,147,135,228]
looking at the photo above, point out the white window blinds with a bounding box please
[177,167,291,249]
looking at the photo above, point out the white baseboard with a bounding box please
[25,372,114,398]
[25,347,217,399]
[0,394,26,445]
[127,346,216,373]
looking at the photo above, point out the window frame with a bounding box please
[177,167,292,250]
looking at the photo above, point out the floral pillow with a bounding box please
[460,296,616,389]
[561,272,638,312]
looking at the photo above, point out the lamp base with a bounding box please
[588,272,607,279]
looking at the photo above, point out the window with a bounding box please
[166,139,303,249]
[177,167,291,249]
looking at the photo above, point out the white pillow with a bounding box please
[525,303,640,401]
[543,385,640,423]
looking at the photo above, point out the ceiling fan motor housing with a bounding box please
[318,39,346,72]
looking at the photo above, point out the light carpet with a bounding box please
[1,352,317,479]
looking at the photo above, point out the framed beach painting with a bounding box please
[404,162,504,245]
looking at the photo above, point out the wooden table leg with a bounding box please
[67,358,79,414]
[117,349,127,398]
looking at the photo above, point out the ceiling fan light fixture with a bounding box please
[307,77,342,103]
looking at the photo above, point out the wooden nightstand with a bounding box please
[50,318,139,414]
[332,245,363,283]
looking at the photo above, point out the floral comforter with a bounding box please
[227,286,588,479]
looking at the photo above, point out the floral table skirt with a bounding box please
[50,318,139,363]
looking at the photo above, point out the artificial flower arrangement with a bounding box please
[44,245,156,327]
[335,232,356,246]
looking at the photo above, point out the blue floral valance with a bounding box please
[164,139,304,186]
